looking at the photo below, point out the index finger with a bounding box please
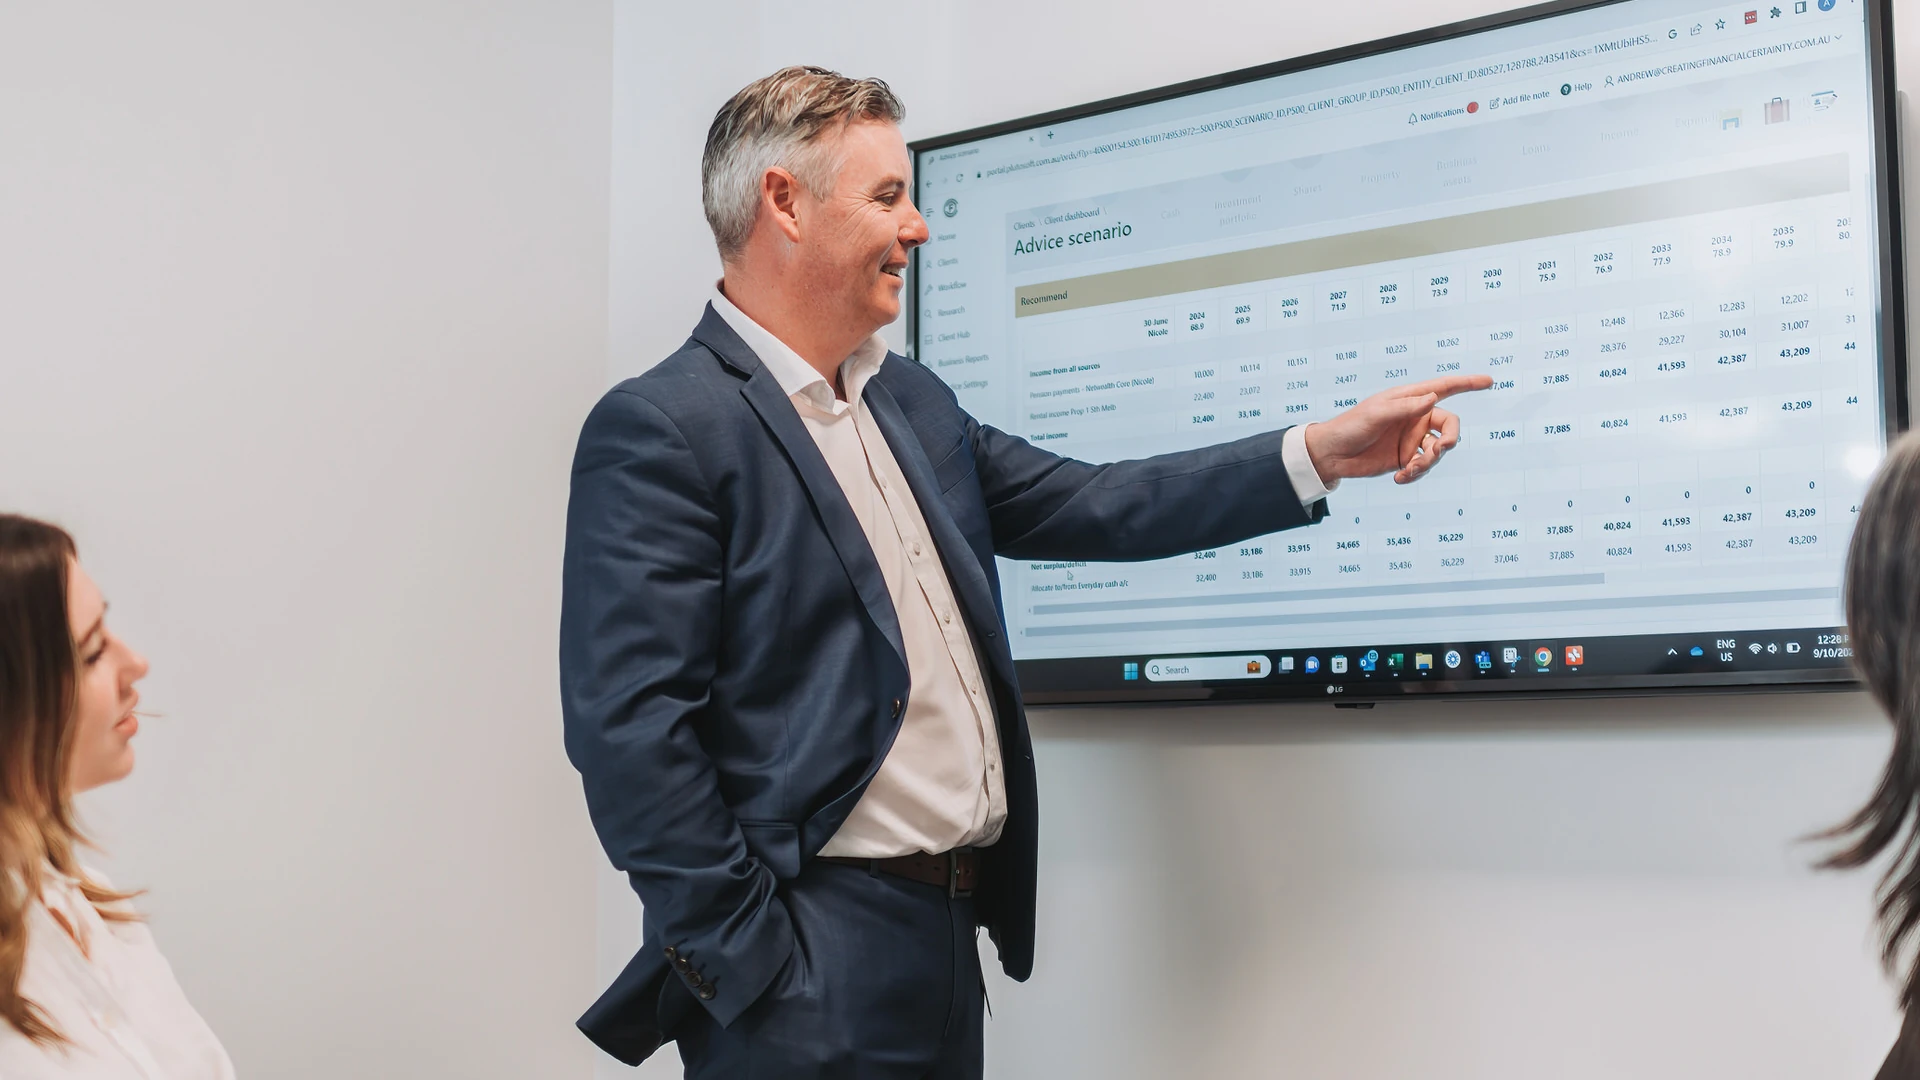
[1392,374,1494,402]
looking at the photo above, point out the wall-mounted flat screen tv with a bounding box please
[909,0,1904,703]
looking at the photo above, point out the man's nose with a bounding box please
[900,200,929,248]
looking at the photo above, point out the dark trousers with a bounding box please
[673,858,985,1079]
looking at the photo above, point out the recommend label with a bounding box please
[1010,154,1848,317]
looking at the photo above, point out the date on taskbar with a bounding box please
[1111,631,1852,685]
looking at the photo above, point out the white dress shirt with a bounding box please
[710,287,1330,858]
[0,867,235,1080]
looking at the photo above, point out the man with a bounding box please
[561,66,1487,1077]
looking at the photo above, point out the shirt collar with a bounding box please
[710,282,888,411]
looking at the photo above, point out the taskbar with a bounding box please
[1014,627,1857,704]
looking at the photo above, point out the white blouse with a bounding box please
[0,867,234,1079]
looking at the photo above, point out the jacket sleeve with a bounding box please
[559,387,791,1030]
[967,416,1327,562]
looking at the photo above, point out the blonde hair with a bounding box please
[701,65,905,259]
[0,515,140,1043]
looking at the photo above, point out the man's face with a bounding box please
[795,120,927,336]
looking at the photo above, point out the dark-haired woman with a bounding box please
[0,514,233,1078]
[1823,429,1920,1079]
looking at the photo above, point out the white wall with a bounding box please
[608,0,1920,1077]
[0,2,612,1076]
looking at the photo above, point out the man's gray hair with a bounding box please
[702,66,905,260]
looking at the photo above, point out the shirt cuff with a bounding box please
[1282,424,1336,506]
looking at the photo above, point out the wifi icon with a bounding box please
[1747,642,1763,655]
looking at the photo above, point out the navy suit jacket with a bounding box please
[560,304,1327,1064]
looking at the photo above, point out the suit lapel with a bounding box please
[862,377,1007,664]
[692,307,907,668]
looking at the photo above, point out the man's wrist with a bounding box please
[1302,423,1326,480]
[1283,424,1336,505]
[1301,422,1346,482]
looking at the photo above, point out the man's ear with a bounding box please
[761,166,805,246]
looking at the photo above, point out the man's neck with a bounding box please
[720,270,867,385]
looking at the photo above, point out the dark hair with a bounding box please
[1819,432,1920,1008]
[0,514,137,1042]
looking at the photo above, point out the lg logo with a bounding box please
[1325,684,1344,694]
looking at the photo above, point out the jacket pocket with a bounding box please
[737,819,802,880]
[930,434,977,494]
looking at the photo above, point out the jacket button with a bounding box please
[698,984,716,1001]
[687,971,703,987]
[891,699,902,717]
[663,946,677,960]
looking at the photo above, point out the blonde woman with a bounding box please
[0,514,233,1078]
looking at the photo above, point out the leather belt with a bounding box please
[817,849,980,897]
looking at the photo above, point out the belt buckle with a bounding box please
[947,847,973,898]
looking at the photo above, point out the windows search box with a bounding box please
[1143,655,1271,681]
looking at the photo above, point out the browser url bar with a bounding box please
[976,18,1842,179]
[1416,27,1842,128]
[978,35,1671,179]
[1608,32,1834,85]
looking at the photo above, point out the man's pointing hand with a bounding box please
[1303,374,1494,486]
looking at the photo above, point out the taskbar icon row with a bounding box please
[1115,630,1849,684]
[1119,645,1581,681]
[1279,646,1581,678]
